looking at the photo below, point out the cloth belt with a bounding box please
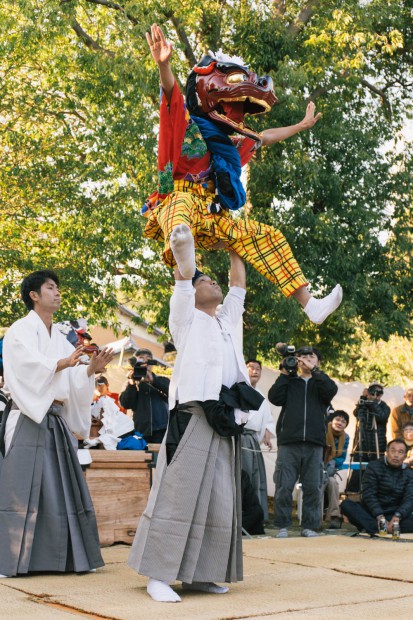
[0,400,64,456]
[10,400,64,415]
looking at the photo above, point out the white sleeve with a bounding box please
[261,399,276,438]
[3,321,58,422]
[169,280,195,348]
[217,286,245,329]
[65,364,95,439]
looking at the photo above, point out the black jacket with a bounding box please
[362,459,413,519]
[268,370,338,446]
[119,373,170,437]
[353,399,390,457]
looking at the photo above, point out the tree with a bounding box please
[1,0,412,380]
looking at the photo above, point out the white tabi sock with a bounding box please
[147,578,181,603]
[182,581,229,594]
[170,223,196,279]
[304,284,343,324]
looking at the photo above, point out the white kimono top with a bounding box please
[3,310,95,448]
[168,280,250,410]
[244,388,276,443]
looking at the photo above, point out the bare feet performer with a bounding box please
[128,226,265,601]
[142,23,342,324]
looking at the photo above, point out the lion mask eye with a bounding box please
[227,72,247,84]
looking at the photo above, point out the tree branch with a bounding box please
[71,19,114,56]
[361,78,392,119]
[164,12,197,67]
[288,0,319,36]
[308,75,393,120]
[83,0,139,25]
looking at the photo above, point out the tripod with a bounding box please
[345,409,380,496]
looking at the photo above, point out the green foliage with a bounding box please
[0,0,412,383]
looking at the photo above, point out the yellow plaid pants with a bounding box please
[144,181,307,297]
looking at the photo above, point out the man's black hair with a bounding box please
[331,410,350,427]
[246,359,262,368]
[20,270,59,311]
[386,438,408,452]
[368,383,383,395]
[312,347,322,362]
[296,346,322,362]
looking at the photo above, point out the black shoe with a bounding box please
[328,517,342,529]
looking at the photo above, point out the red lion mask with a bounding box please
[185,54,278,141]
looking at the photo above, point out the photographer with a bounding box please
[119,348,169,444]
[268,345,338,538]
[347,383,390,492]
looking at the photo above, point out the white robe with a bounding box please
[3,310,94,450]
[244,389,275,443]
[168,281,250,410]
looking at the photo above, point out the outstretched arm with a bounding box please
[229,250,246,290]
[261,101,321,146]
[146,23,174,102]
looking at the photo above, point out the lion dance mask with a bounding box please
[142,51,308,298]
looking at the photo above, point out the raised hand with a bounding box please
[56,346,87,373]
[300,101,322,130]
[87,347,114,377]
[146,23,173,66]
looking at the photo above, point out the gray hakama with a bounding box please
[0,404,104,576]
[241,429,269,520]
[128,401,243,584]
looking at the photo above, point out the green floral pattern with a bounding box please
[158,162,174,195]
[181,121,208,159]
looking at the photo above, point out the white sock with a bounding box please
[170,223,196,279]
[304,284,343,324]
[147,578,181,603]
[182,581,229,594]
[0,574,9,579]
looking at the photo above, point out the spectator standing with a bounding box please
[241,359,275,521]
[269,345,338,538]
[347,383,390,492]
[341,439,413,536]
[119,348,169,444]
[390,388,413,440]
[323,410,350,529]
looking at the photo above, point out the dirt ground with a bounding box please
[2,527,413,620]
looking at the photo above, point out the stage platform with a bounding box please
[2,531,413,619]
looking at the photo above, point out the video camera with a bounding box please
[276,343,298,376]
[356,397,377,423]
[129,357,157,381]
[358,398,376,408]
